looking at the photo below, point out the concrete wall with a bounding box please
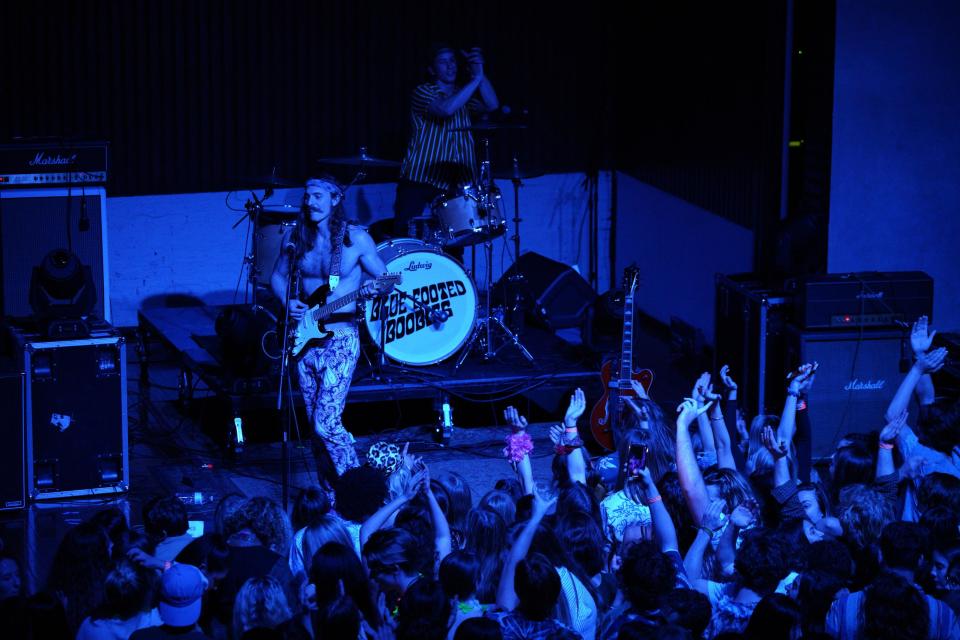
[614,172,755,344]
[106,173,612,327]
[829,0,960,331]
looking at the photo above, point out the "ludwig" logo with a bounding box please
[844,378,886,391]
[405,260,432,271]
[856,291,884,300]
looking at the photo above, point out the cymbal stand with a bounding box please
[454,137,535,370]
[240,186,274,312]
[506,156,529,332]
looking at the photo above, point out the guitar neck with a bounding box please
[619,290,634,380]
[311,291,361,321]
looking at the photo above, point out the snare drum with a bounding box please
[432,184,507,247]
[364,239,478,366]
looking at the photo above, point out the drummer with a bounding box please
[393,43,499,245]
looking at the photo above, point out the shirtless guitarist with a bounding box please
[271,175,390,487]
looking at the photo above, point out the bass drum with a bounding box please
[365,239,477,366]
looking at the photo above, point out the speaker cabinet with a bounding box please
[492,252,596,330]
[787,327,908,459]
[0,188,110,322]
[0,367,25,510]
[20,332,128,499]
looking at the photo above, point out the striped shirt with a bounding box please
[400,82,482,190]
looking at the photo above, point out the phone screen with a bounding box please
[627,444,648,476]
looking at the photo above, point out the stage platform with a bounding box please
[138,304,604,415]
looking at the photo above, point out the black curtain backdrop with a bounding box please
[2,1,787,232]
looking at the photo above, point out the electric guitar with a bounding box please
[589,267,654,451]
[289,273,401,358]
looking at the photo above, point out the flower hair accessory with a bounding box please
[366,441,403,475]
[503,432,534,463]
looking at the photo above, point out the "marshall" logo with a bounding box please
[28,152,77,167]
[844,378,886,391]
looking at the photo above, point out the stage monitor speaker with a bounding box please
[0,367,25,510]
[492,252,596,330]
[0,188,110,322]
[787,327,909,459]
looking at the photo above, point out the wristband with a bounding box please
[564,425,578,433]
[786,389,800,398]
[645,494,662,505]
[697,525,715,536]
[879,441,895,450]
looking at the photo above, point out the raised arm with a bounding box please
[560,388,587,485]
[496,492,555,611]
[763,426,791,489]
[877,411,906,480]
[424,469,452,562]
[504,406,535,495]
[676,398,713,523]
[633,466,678,552]
[683,499,725,593]
[705,381,736,470]
[886,317,943,420]
[779,363,816,447]
[360,467,427,547]
[693,374,717,455]
[461,48,499,111]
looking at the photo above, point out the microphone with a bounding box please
[429,307,450,325]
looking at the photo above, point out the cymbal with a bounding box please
[450,121,528,133]
[317,150,400,167]
[492,167,544,180]
[243,174,300,188]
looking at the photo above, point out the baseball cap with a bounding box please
[158,563,208,627]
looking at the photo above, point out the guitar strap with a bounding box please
[328,221,346,292]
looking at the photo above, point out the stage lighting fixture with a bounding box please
[29,248,98,336]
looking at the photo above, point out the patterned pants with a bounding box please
[297,327,361,478]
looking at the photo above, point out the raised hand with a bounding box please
[703,383,722,403]
[880,410,908,444]
[504,406,528,431]
[762,425,789,459]
[917,347,948,374]
[532,489,557,519]
[730,504,755,529]
[461,47,485,79]
[564,388,586,426]
[629,378,650,400]
[676,397,711,429]
[719,364,738,390]
[403,466,429,500]
[548,424,564,446]
[911,316,937,356]
[788,362,817,394]
[701,499,726,532]
[692,373,711,404]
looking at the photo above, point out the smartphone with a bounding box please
[627,444,648,477]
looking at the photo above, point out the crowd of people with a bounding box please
[1,315,958,639]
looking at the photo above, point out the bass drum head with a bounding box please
[365,240,477,366]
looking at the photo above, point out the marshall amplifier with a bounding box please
[787,327,910,459]
[785,271,933,329]
[0,141,108,186]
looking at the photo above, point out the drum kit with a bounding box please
[238,123,537,371]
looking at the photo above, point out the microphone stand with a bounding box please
[276,254,297,510]
[394,288,449,327]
